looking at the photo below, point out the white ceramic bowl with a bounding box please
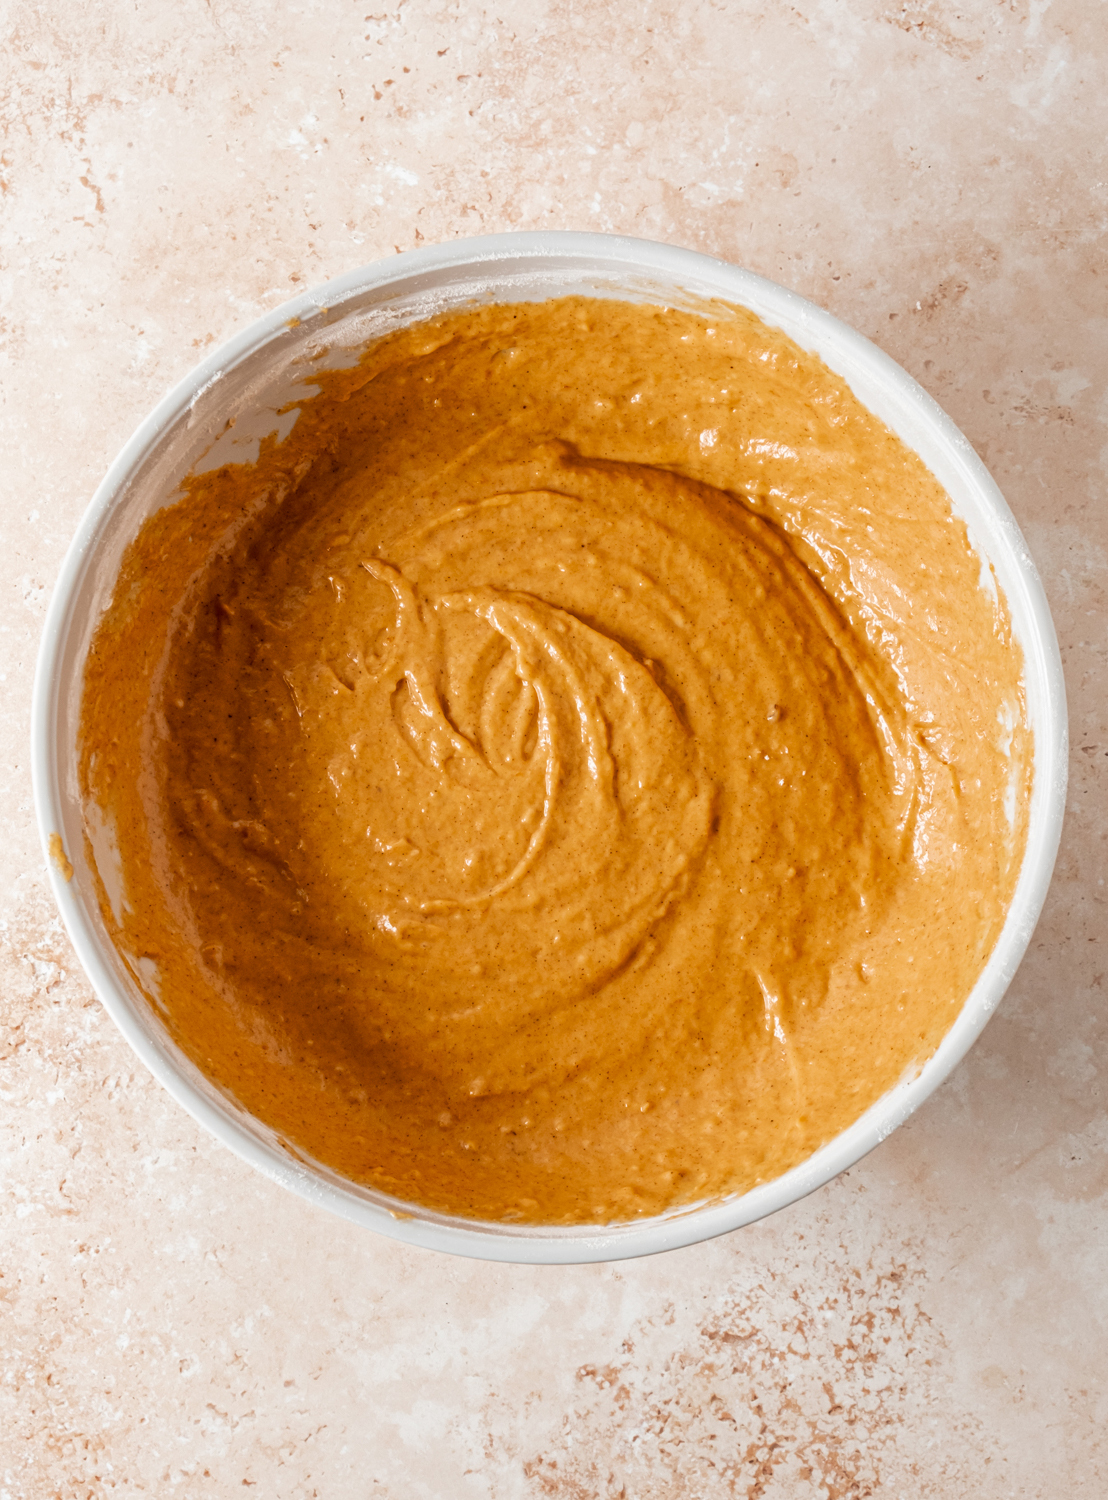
[31,233,1068,1262]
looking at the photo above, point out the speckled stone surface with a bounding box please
[2,2,1106,1494]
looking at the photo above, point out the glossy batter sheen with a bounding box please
[80,297,1031,1223]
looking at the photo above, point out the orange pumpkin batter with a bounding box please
[79,296,1030,1223]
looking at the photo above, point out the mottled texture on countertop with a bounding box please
[1,0,1105,1494]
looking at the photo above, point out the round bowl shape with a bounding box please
[32,233,1068,1263]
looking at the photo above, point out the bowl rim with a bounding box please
[31,230,1068,1263]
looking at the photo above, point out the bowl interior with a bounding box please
[33,233,1067,1262]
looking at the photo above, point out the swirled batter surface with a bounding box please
[81,296,1030,1222]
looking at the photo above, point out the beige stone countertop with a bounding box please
[2,2,1105,1494]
